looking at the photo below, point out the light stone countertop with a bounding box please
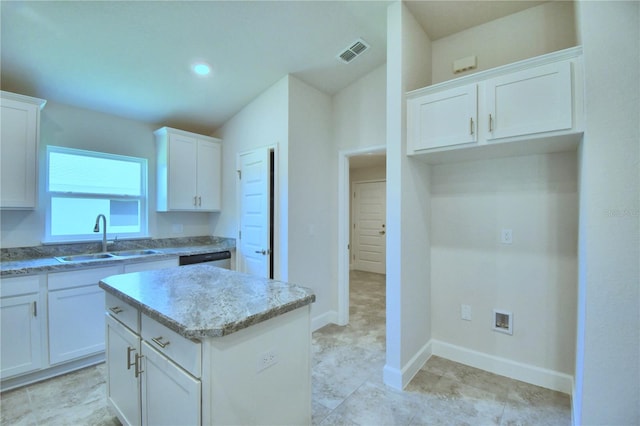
[99,264,315,339]
[0,237,235,277]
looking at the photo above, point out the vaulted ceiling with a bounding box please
[1,1,544,135]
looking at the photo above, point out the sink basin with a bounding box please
[111,249,160,257]
[56,253,116,263]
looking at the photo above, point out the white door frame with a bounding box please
[337,145,386,326]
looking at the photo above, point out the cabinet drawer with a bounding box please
[123,258,178,273]
[105,292,139,333]
[141,313,201,378]
[0,275,41,297]
[49,266,122,291]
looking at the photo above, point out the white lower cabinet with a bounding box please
[106,301,201,426]
[106,315,141,426]
[141,341,201,426]
[0,275,45,379]
[48,266,121,364]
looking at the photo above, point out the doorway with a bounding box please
[337,146,386,326]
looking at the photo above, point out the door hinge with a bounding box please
[237,169,242,180]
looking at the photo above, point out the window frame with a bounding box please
[44,145,149,243]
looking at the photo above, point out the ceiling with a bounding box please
[1,1,545,136]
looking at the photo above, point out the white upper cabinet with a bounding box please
[484,61,573,141]
[0,91,46,209]
[407,47,583,161]
[155,127,222,212]
[408,84,477,151]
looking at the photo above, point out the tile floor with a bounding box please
[1,270,571,425]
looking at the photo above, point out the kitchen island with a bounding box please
[99,264,315,426]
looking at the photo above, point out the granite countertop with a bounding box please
[0,236,235,277]
[99,264,315,339]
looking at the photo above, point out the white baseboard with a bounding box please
[383,340,432,390]
[431,339,573,394]
[311,310,339,332]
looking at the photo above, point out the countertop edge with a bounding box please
[99,281,316,340]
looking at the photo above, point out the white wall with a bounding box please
[333,64,386,152]
[0,101,212,248]
[574,1,640,424]
[431,152,578,378]
[431,1,577,84]
[384,1,433,390]
[212,76,289,280]
[288,76,336,326]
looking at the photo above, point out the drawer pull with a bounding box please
[152,336,170,348]
[109,306,124,314]
[134,354,144,378]
[126,346,136,370]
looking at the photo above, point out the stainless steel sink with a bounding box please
[111,249,160,257]
[55,249,160,263]
[56,253,116,262]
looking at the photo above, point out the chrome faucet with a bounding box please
[93,214,107,253]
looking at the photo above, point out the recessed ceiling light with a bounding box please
[192,62,211,76]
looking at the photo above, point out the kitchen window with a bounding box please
[45,146,148,242]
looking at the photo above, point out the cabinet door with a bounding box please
[168,133,198,210]
[141,341,201,426]
[0,294,42,378]
[196,140,221,211]
[408,84,477,151]
[48,285,105,364]
[106,315,141,426]
[0,97,39,208]
[485,61,572,141]
[123,258,179,273]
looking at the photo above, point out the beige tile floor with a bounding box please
[1,270,571,425]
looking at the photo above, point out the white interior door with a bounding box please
[352,181,386,274]
[238,148,270,277]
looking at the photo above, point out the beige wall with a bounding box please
[431,151,578,375]
[431,1,577,84]
[333,64,386,152]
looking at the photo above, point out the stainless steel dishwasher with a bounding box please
[178,251,231,269]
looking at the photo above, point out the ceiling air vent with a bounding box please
[337,38,370,64]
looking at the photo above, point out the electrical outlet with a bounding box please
[257,349,278,372]
[461,304,472,321]
[501,229,513,244]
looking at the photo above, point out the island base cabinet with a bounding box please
[204,306,312,426]
[141,341,201,426]
[106,315,141,426]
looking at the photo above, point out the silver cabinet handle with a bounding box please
[470,117,474,135]
[33,301,37,317]
[198,196,202,207]
[151,336,170,348]
[255,250,266,255]
[134,353,144,378]
[109,306,123,315]
[126,346,136,370]
[489,114,493,132]
[379,230,386,235]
